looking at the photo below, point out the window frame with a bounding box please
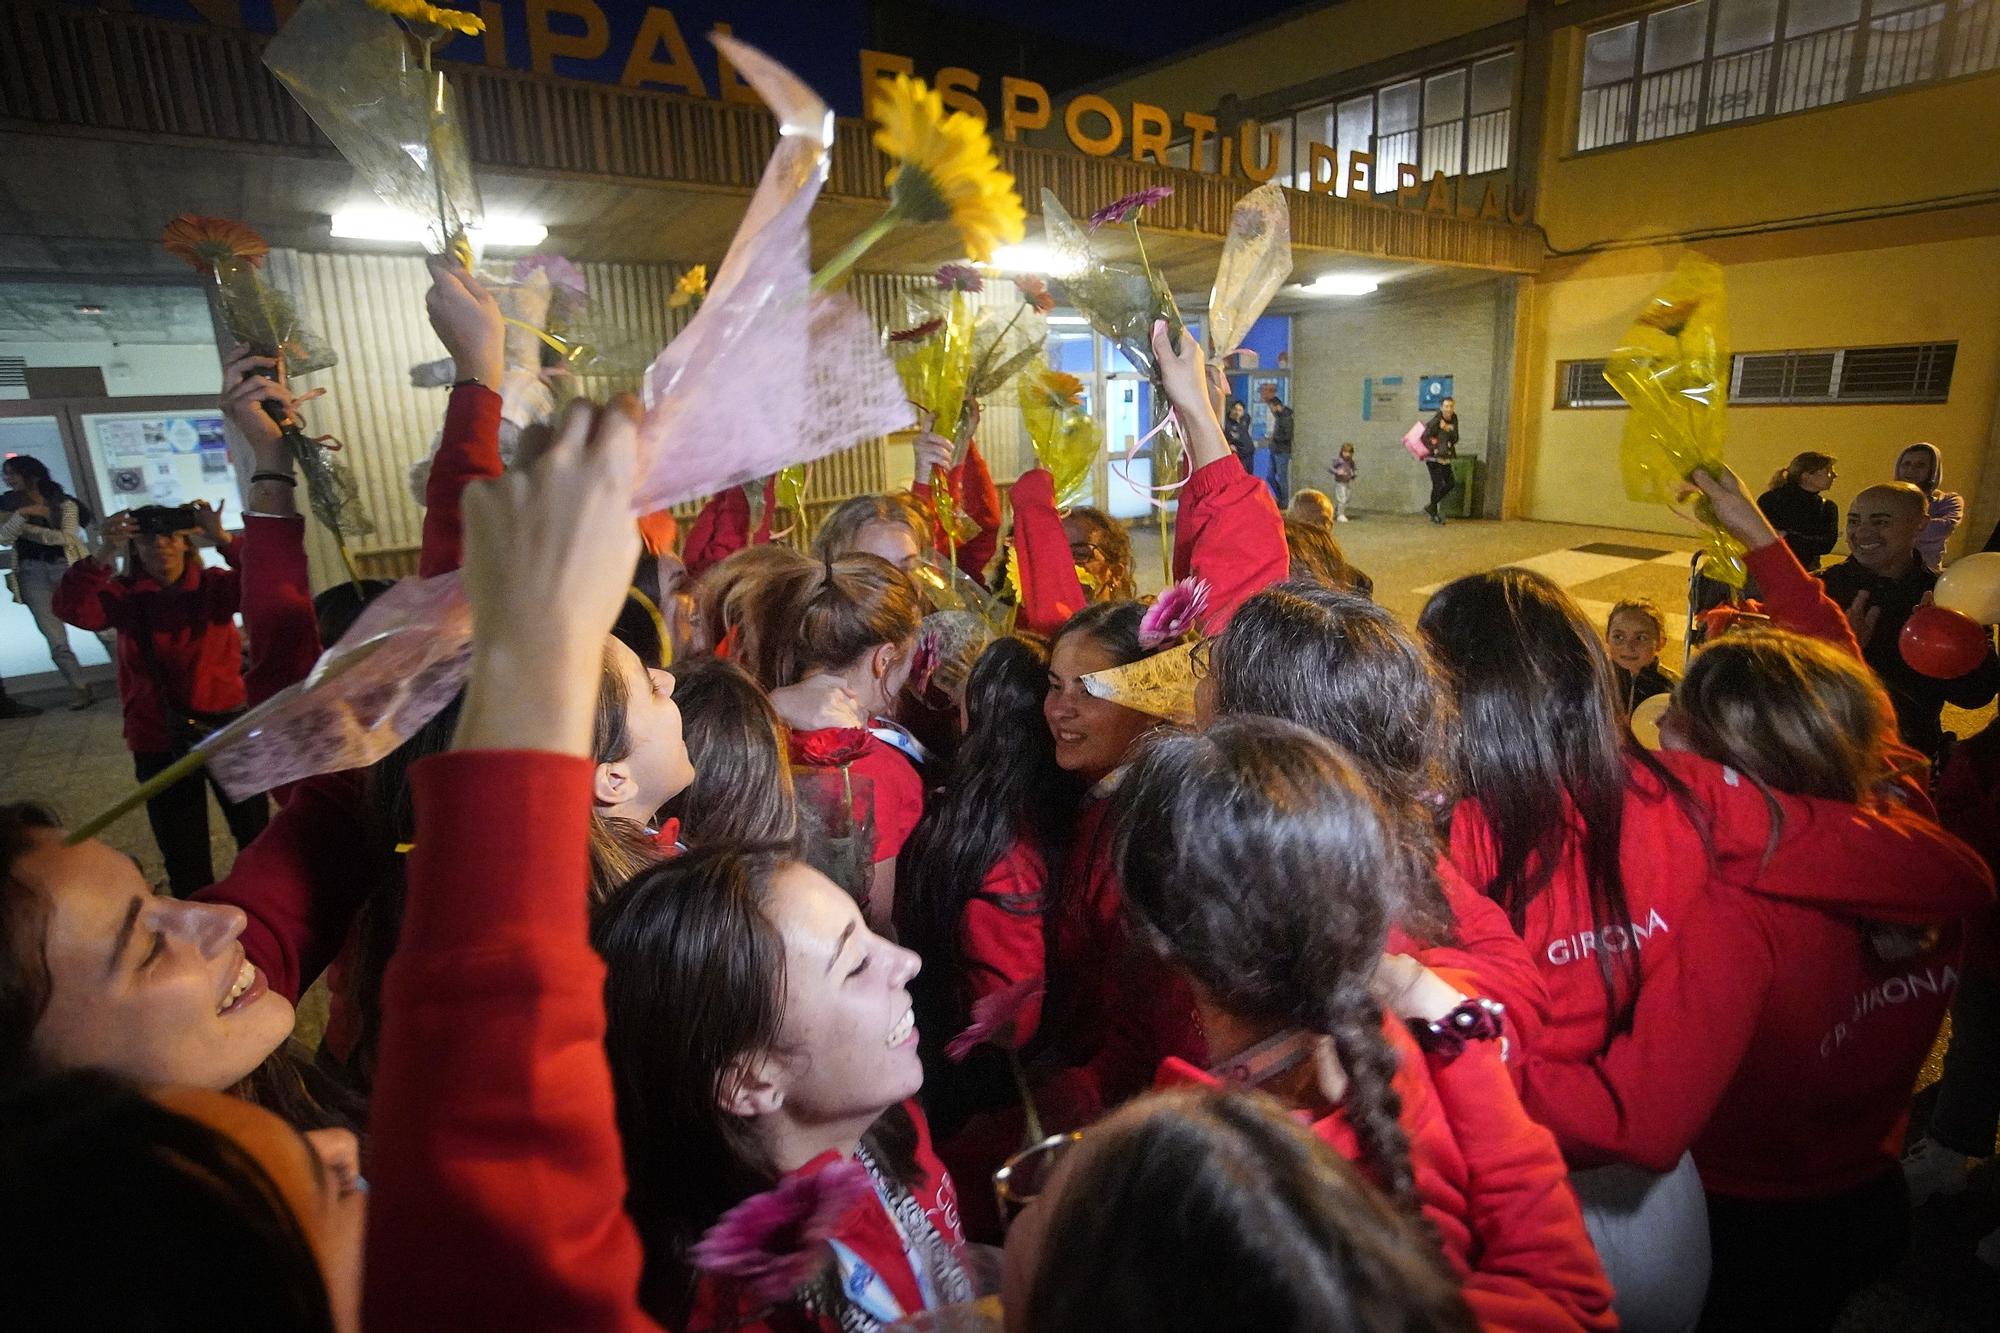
[1556,341,1958,409]
[1573,0,1992,153]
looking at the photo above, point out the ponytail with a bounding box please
[728,549,925,690]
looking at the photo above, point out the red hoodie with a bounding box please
[1389,859,1553,1066]
[367,751,967,1332]
[1158,1021,1616,1333]
[683,478,776,579]
[53,538,247,753]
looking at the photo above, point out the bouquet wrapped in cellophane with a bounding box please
[264,0,484,261]
[1603,256,1745,587]
[1206,181,1292,361]
[891,286,980,451]
[158,215,373,577]
[1017,360,1099,509]
[630,35,911,513]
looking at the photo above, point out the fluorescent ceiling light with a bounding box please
[1046,314,1091,326]
[329,206,548,249]
[1300,272,1381,296]
[983,242,1082,277]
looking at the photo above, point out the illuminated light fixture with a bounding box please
[983,242,1082,277]
[329,206,548,249]
[74,303,106,315]
[1300,272,1381,297]
[1045,314,1091,327]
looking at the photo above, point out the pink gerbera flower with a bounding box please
[946,977,1046,1061]
[689,1159,872,1305]
[1012,273,1055,314]
[1088,185,1174,229]
[935,263,985,293]
[1138,577,1210,649]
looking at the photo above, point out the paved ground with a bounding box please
[4,508,1994,1327]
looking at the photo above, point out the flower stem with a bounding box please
[811,210,900,292]
[1007,1049,1045,1147]
[68,748,209,845]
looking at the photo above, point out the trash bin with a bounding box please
[1440,456,1481,519]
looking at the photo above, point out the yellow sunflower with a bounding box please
[366,0,485,38]
[872,74,1025,264]
[668,264,707,309]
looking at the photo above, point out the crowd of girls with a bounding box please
[0,257,1991,1333]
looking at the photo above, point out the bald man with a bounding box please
[1819,482,1999,756]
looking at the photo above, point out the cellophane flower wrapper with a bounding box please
[1206,182,1292,358]
[631,36,911,514]
[909,553,1009,631]
[965,302,1046,403]
[1018,359,1100,508]
[205,254,372,539]
[794,767,878,906]
[1079,641,1198,725]
[264,0,483,256]
[202,572,473,801]
[1603,256,1746,587]
[894,290,979,447]
[1043,189,1162,383]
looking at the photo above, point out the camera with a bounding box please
[131,504,201,536]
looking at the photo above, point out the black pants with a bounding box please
[1425,458,1456,513]
[1700,1170,1909,1332]
[1929,963,2000,1157]
[133,749,270,897]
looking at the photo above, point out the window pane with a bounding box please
[1424,69,1467,122]
[1375,80,1421,192]
[1470,52,1516,112]
[1377,79,1420,133]
[1336,95,1373,194]
[1584,21,1640,86]
[1786,0,1861,36]
[1644,0,1710,71]
[1714,0,1779,53]
[1861,1,1946,92]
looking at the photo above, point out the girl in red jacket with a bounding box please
[729,549,926,934]
[1195,581,1551,1056]
[1115,718,1616,1332]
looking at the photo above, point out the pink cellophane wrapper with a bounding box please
[1206,182,1292,359]
[202,573,473,801]
[631,35,911,513]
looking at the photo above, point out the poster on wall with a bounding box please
[80,409,238,524]
[1362,375,1403,421]
[1419,375,1454,411]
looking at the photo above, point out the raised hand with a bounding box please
[220,344,324,455]
[1150,317,1229,469]
[1681,466,1778,552]
[424,256,506,392]
[455,397,641,758]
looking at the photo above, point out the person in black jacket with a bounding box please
[1223,399,1255,471]
[1421,397,1459,524]
[1258,382,1294,508]
[1757,451,1840,570]
[1819,482,2000,758]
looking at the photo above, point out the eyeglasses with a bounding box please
[992,1131,1085,1224]
[1068,542,1107,565]
[1189,636,1213,680]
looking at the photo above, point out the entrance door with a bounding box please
[0,411,111,687]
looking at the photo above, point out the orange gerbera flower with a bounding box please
[160,215,270,275]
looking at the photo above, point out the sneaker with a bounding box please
[1902,1136,1972,1205]
[68,684,94,711]
[1337,514,1350,523]
[1977,1224,2000,1271]
[0,695,42,720]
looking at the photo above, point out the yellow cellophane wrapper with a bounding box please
[1080,641,1197,725]
[893,290,978,448]
[1018,358,1100,509]
[1603,256,1746,587]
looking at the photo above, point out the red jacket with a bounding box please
[789,728,925,863]
[1512,800,1990,1197]
[1170,451,1288,633]
[193,382,501,999]
[957,836,1050,1046]
[683,478,776,579]
[1389,859,1552,1065]
[236,514,321,708]
[1158,1022,1616,1333]
[1008,467,1086,637]
[54,541,247,753]
[368,751,966,1331]
[909,440,1002,586]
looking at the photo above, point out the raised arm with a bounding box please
[219,346,321,702]
[1152,320,1286,631]
[1689,467,1859,656]
[418,258,508,578]
[1008,466,1088,636]
[366,397,653,1332]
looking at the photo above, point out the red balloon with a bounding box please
[1899,604,1991,680]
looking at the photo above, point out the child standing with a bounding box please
[1330,443,1357,522]
[1605,598,1679,718]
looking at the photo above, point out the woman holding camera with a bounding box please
[53,498,268,895]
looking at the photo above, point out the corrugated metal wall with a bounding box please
[262,251,1031,589]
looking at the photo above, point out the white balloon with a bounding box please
[1935,552,2000,626]
[1629,692,1672,750]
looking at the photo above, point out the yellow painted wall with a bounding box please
[1516,233,2000,560]
[1084,0,1526,114]
[1537,34,2000,250]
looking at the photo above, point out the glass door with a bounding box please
[0,411,112,685]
